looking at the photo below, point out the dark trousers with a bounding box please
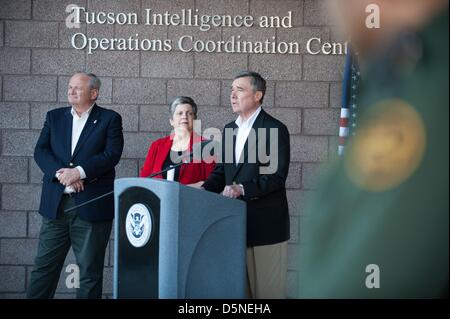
[26,195,112,299]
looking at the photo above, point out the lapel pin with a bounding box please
[93,120,97,124]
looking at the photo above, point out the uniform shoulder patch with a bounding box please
[345,99,426,192]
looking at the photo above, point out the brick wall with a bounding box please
[0,0,342,298]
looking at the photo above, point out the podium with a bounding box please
[113,178,247,299]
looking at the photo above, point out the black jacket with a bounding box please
[34,104,124,221]
[203,108,290,247]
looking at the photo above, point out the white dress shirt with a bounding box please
[234,106,262,164]
[58,104,93,193]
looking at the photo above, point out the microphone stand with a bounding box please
[63,160,188,213]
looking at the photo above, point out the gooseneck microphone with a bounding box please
[63,139,215,213]
[63,158,191,213]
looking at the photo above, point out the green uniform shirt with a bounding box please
[299,11,448,298]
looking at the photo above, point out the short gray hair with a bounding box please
[74,71,101,95]
[86,73,101,91]
[169,96,198,119]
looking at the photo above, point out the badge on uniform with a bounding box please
[344,99,426,192]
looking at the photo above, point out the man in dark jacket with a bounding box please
[202,71,290,298]
[27,72,124,299]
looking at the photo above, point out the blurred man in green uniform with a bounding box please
[299,0,448,298]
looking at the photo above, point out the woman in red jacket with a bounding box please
[140,96,215,186]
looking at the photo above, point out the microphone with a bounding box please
[63,139,216,213]
[63,189,114,213]
[147,158,188,178]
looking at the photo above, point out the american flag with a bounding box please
[338,51,360,156]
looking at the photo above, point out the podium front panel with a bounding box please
[114,178,246,299]
[116,186,160,298]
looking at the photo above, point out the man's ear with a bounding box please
[254,91,263,104]
[91,89,99,101]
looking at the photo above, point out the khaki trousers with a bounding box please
[246,241,288,299]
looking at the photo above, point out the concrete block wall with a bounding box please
[0,0,342,298]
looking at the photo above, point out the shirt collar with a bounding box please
[235,106,262,128]
[71,103,95,119]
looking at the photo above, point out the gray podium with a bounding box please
[113,178,247,299]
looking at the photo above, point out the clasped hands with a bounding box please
[56,168,84,193]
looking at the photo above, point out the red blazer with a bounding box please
[140,133,216,185]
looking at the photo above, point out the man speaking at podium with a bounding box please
[27,72,124,299]
[202,71,291,299]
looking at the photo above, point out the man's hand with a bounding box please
[70,180,84,193]
[222,185,243,199]
[56,168,81,186]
